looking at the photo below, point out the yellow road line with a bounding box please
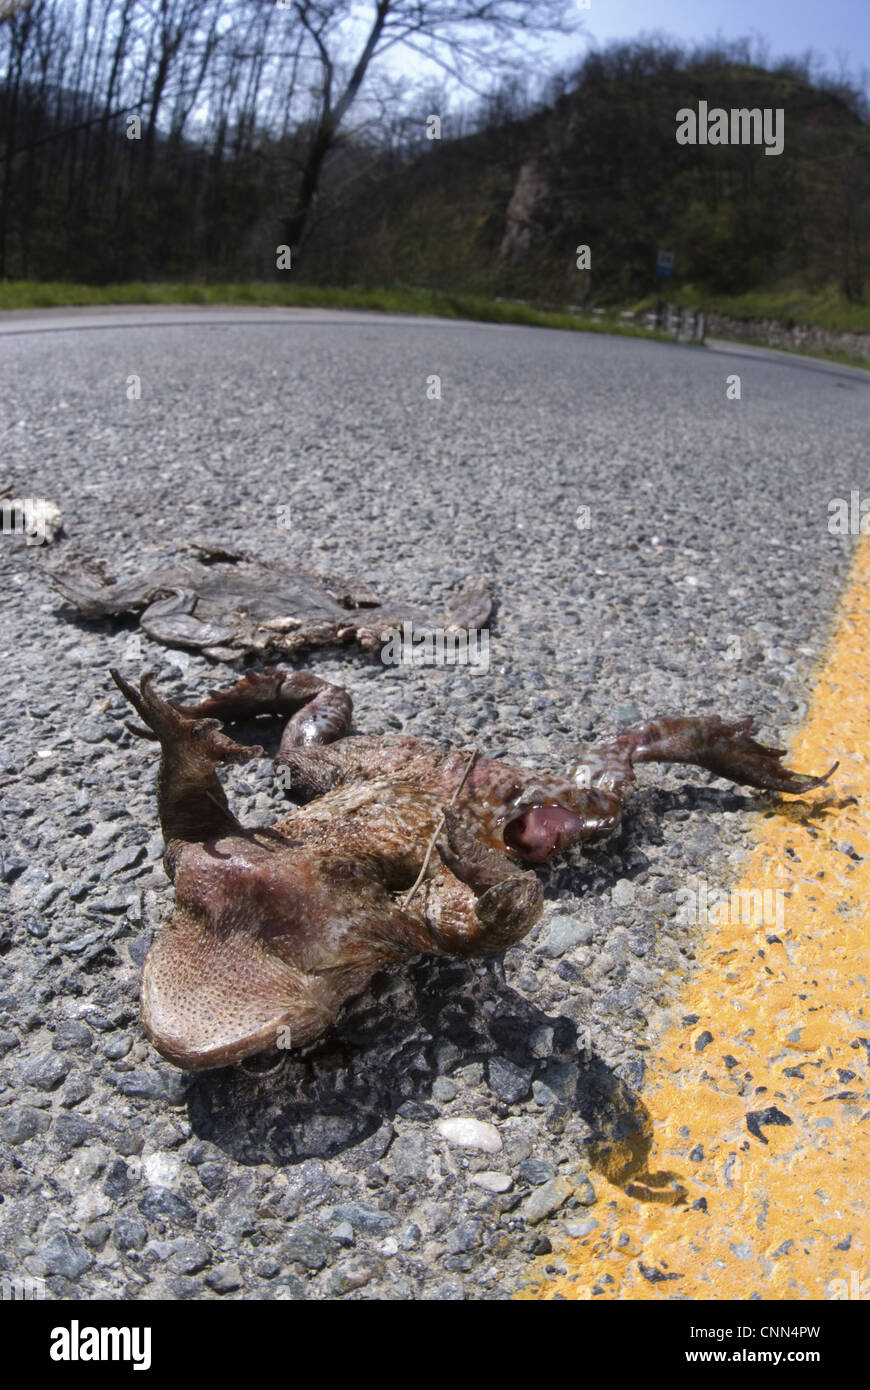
[524,539,870,1301]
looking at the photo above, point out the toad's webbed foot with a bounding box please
[673,715,837,794]
[110,668,259,766]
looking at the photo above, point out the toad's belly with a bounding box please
[274,781,449,884]
[272,775,581,873]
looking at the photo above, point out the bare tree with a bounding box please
[0,0,36,274]
[265,0,581,255]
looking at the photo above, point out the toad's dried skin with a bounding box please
[110,667,836,1071]
[49,543,491,661]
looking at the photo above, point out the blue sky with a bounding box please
[555,0,869,87]
[372,0,869,112]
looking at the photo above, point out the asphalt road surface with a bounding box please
[0,307,867,1301]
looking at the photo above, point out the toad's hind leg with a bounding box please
[110,669,262,843]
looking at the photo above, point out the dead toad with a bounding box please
[110,667,836,1071]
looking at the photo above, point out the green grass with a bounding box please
[0,279,675,341]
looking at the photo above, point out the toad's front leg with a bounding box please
[581,714,837,798]
[503,714,837,864]
[172,666,353,748]
[416,808,545,956]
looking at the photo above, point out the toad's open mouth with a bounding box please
[503,805,586,863]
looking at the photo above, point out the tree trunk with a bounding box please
[282,122,334,251]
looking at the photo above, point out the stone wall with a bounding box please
[703,311,870,364]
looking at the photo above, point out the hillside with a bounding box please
[1,40,867,315]
[306,47,870,311]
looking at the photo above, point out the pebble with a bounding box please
[113,1068,189,1104]
[82,1221,111,1250]
[487,1056,532,1104]
[518,1159,555,1186]
[447,1221,482,1254]
[52,1020,92,1051]
[144,1152,184,1188]
[532,1079,560,1107]
[471,1171,513,1193]
[530,1026,554,1058]
[575,1178,597,1206]
[54,1113,98,1147]
[327,1203,396,1233]
[612,879,637,907]
[391,1133,430,1180]
[206,1263,243,1294]
[431,1077,457,1102]
[0,1105,50,1144]
[536,1061,578,1102]
[102,845,146,877]
[138,1187,196,1224]
[436,1117,502,1153]
[281,1223,335,1271]
[88,822,124,851]
[524,1177,573,1224]
[537,915,593,958]
[102,1157,135,1199]
[19,1050,71,1091]
[38,1230,91,1278]
[323,1256,383,1297]
[563,1218,599,1238]
[197,1162,227,1193]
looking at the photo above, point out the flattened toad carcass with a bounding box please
[49,543,490,661]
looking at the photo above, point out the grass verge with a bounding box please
[1,280,866,370]
[0,279,675,342]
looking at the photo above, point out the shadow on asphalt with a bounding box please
[183,951,683,1207]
